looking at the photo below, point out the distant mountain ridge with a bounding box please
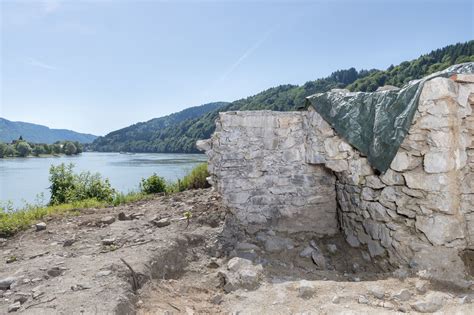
[91,41,474,153]
[0,118,97,144]
[91,102,228,152]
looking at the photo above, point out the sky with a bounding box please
[1,0,473,136]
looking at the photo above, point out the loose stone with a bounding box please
[152,218,171,228]
[35,222,47,231]
[102,238,116,245]
[100,216,116,225]
[8,302,21,313]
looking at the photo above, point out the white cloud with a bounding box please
[27,58,57,70]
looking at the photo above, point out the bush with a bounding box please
[140,173,167,194]
[49,163,115,205]
[169,163,210,192]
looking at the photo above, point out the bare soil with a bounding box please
[1,188,472,314]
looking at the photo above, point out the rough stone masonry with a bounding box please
[198,72,474,281]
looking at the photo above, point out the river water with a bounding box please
[0,152,207,209]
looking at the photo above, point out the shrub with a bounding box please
[49,163,115,205]
[140,173,167,194]
[169,163,210,192]
[74,172,115,202]
[49,163,76,204]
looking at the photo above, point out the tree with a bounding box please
[73,141,83,154]
[0,143,8,158]
[15,141,32,157]
[3,145,17,157]
[51,143,62,154]
[64,142,77,155]
[32,145,45,156]
[42,144,52,154]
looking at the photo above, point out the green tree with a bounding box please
[3,145,17,157]
[42,144,52,154]
[64,142,77,155]
[0,143,8,158]
[32,145,46,157]
[51,143,62,154]
[15,141,32,157]
[73,141,83,154]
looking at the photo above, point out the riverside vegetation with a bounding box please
[0,137,84,158]
[0,162,210,236]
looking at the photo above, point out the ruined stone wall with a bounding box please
[200,75,474,277]
[199,111,338,235]
[307,77,473,278]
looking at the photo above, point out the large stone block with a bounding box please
[415,215,465,246]
[419,77,457,102]
[403,171,450,192]
[390,152,421,172]
[423,151,455,173]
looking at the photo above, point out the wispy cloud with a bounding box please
[42,0,61,14]
[202,24,279,99]
[27,58,57,70]
[218,26,278,84]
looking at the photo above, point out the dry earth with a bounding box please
[0,189,472,314]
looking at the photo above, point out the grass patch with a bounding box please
[167,163,210,192]
[0,199,103,237]
[0,191,151,237]
[112,191,153,206]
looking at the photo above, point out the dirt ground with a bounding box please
[1,188,472,314]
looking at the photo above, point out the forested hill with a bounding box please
[0,118,97,144]
[90,102,228,152]
[92,41,473,153]
[348,41,474,91]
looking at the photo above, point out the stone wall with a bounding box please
[306,76,473,279]
[199,74,474,278]
[198,111,338,235]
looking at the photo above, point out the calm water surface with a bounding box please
[0,152,207,209]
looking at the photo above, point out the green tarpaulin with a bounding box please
[305,63,474,173]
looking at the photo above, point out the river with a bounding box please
[0,152,207,210]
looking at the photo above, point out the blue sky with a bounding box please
[1,0,473,135]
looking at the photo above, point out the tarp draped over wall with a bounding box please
[305,63,474,173]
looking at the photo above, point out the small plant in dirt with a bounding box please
[140,173,167,194]
[6,255,17,263]
[183,210,192,229]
